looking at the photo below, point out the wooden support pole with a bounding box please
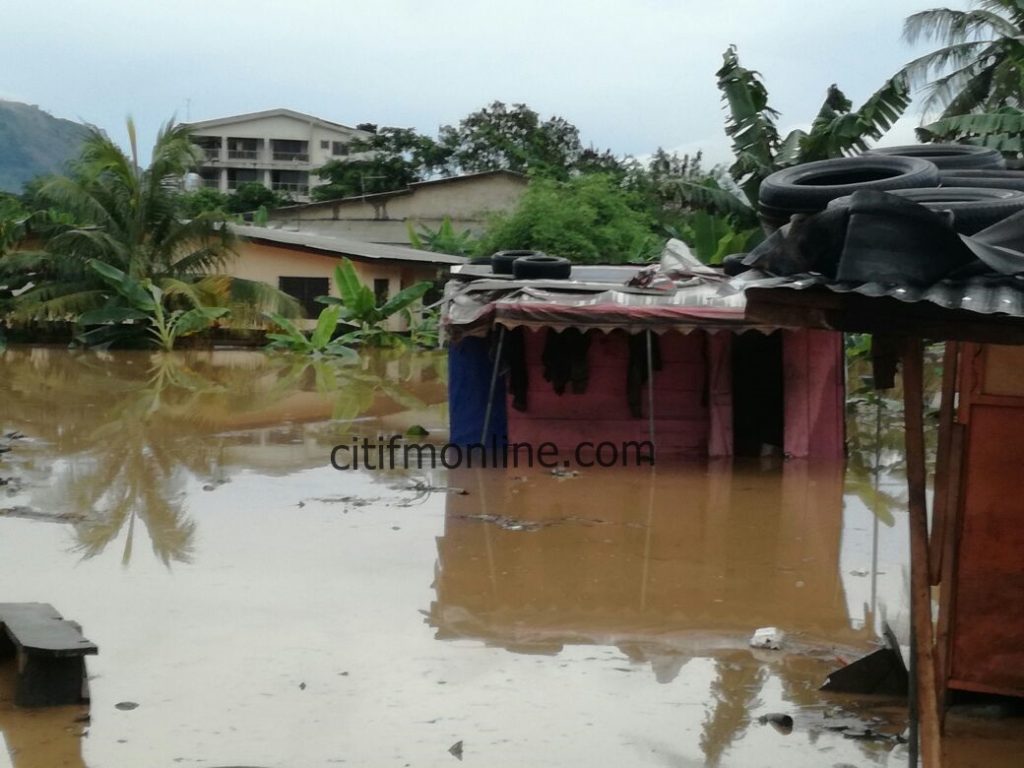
[902,337,942,767]
[929,342,959,585]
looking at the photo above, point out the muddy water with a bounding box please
[0,348,1020,767]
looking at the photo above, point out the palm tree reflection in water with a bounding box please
[0,348,443,565]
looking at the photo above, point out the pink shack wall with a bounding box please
[505,327,844,459]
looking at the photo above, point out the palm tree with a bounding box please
[0,118,298,330]
[899,0,1024,118]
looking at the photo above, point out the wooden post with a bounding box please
[929,342,959,585]
[902,337,942,767]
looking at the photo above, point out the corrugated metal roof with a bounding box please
[743,272,1024,319]
[231,224,467,266]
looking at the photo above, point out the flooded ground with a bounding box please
[0,347,1021,767]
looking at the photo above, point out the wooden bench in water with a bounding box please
[0,603,98,707]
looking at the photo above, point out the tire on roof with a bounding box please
[491,249,544,275]
[864,143,1006,171]
[939,170,1024,193]
[512,254,572,280]
[758,156,940,228]
[827,186,1024,235]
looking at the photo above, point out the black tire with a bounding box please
[721,253,750,276]
[827,186,1024,235]
[865,143,1005,170]
[759,156,939,216]
[491,249,544,275]
[939,170,1024,193]
[512,254,572,279]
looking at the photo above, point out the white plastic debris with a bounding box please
[749,626,785,650]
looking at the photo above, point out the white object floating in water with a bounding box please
[749,626,785,650]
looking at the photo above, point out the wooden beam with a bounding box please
[929,342,959,585]
[903,337,943,767]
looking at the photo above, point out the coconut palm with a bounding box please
[899,0,1024,118]
[0,118,298,334]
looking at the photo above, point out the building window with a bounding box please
[271,139,309,162]
[332,141,349,156]
[320,140,329,150]
[278,276,330,319]
[373,279,389,305]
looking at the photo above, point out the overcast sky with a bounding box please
[2,0,951,166]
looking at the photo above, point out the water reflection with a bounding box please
[0,347,447,565]
[429,460,904,764]
[432,462,864,653]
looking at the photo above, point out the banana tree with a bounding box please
[317,258,432,347]
[264,305,357,357]
[78,260,229,351]
[678,46,912,217]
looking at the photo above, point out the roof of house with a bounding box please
[272,170,527,214]
[444,243,771,338]
[230,224,467,266]
[184,108,369,136]
[736,190,1024,344]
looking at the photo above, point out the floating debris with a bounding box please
[0,506,85,523]
[448,740,463,761]
[450,513,612,532]
[749,627,785,650]
[409,481,468,495]
[115,701,139,711]
[757,713,794,735]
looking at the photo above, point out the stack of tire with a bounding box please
[758,144,1024,236]
[489,249,572,280]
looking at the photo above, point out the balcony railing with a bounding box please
[228,149,259,161]
[202,149,222,161]
[227,179,263,190]
[272,151,309,162]
[202,178,221,189]
[271,182,309,194]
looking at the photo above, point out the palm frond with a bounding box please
[903,8,1014,46]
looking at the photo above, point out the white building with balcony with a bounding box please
[183,109,372,202]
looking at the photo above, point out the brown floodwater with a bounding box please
[0,347,1021,767]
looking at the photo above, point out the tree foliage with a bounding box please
[713,46,911,208]
[311,126,449,201]
[0,118,299,339]
[438,101,587,178]
[898,0,1024,118]
[917,106,1024,153]
[476,174,662,264]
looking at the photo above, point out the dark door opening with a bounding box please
[732,331,784,457]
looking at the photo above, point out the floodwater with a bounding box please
[0,347,1021,767]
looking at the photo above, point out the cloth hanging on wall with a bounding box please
[627,332,662,418]
[541,328,591,395]
[503,327,529,411]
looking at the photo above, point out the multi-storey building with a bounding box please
[184,109,372,202]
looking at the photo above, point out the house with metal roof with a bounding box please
[226,224,465,323]
[443,243,846,460]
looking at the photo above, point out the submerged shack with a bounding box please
[443,247,845,460]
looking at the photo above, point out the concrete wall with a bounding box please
[224,239,441,327]
[269,174,527,242]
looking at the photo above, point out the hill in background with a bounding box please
[0,100,90,194]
